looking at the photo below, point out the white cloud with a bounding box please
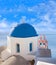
[0,15,2,18]
[0,16,27,33]
[0,4,28,14]
[33,14,56,34]
[0,18,8,28]
[28,7,34,12]
[28,0,56,14]
[0,0,56,34]
[0,22,7,28]
[9,8,13,12]
[10,22,18,28]
[14,15,18,18]
[0,18,18,33]
[27,0,56,34]
[9,22,18,35]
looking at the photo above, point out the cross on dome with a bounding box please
[20,16,26,24]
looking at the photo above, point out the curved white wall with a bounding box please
[7,36,38,60]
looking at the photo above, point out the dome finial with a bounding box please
[20,16,26,24]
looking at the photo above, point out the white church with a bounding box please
[1,23,39,60]
[1,22,53,65]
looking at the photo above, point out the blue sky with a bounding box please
[0,0,56,57]
[0,0,56,34]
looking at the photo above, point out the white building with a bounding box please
[1,23,39,60]
[1,23,56,65]
[1,23,53,65]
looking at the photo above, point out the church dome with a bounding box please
[10,23,38,38]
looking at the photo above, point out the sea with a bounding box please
[0,32,56,58]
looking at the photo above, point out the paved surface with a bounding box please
[0,58,3,65]
[35,58,56,65]
[36,61,56,65]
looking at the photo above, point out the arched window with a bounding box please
[43,43,45,45]
[29,43,32,51]
[17,44,20,52]
[40,43,42,45]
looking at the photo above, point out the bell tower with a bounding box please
[38,35,48,49]
[36,35,51,58]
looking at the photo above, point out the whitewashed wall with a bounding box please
[7,36,38,60]
[1,36,39,61]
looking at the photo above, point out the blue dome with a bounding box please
[11,23,38,38]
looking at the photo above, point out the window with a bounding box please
[17,44,20,52]
[40,43,42,45]
[29,43,32,51]
[40,43,43,47]
[43,43,45,45]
